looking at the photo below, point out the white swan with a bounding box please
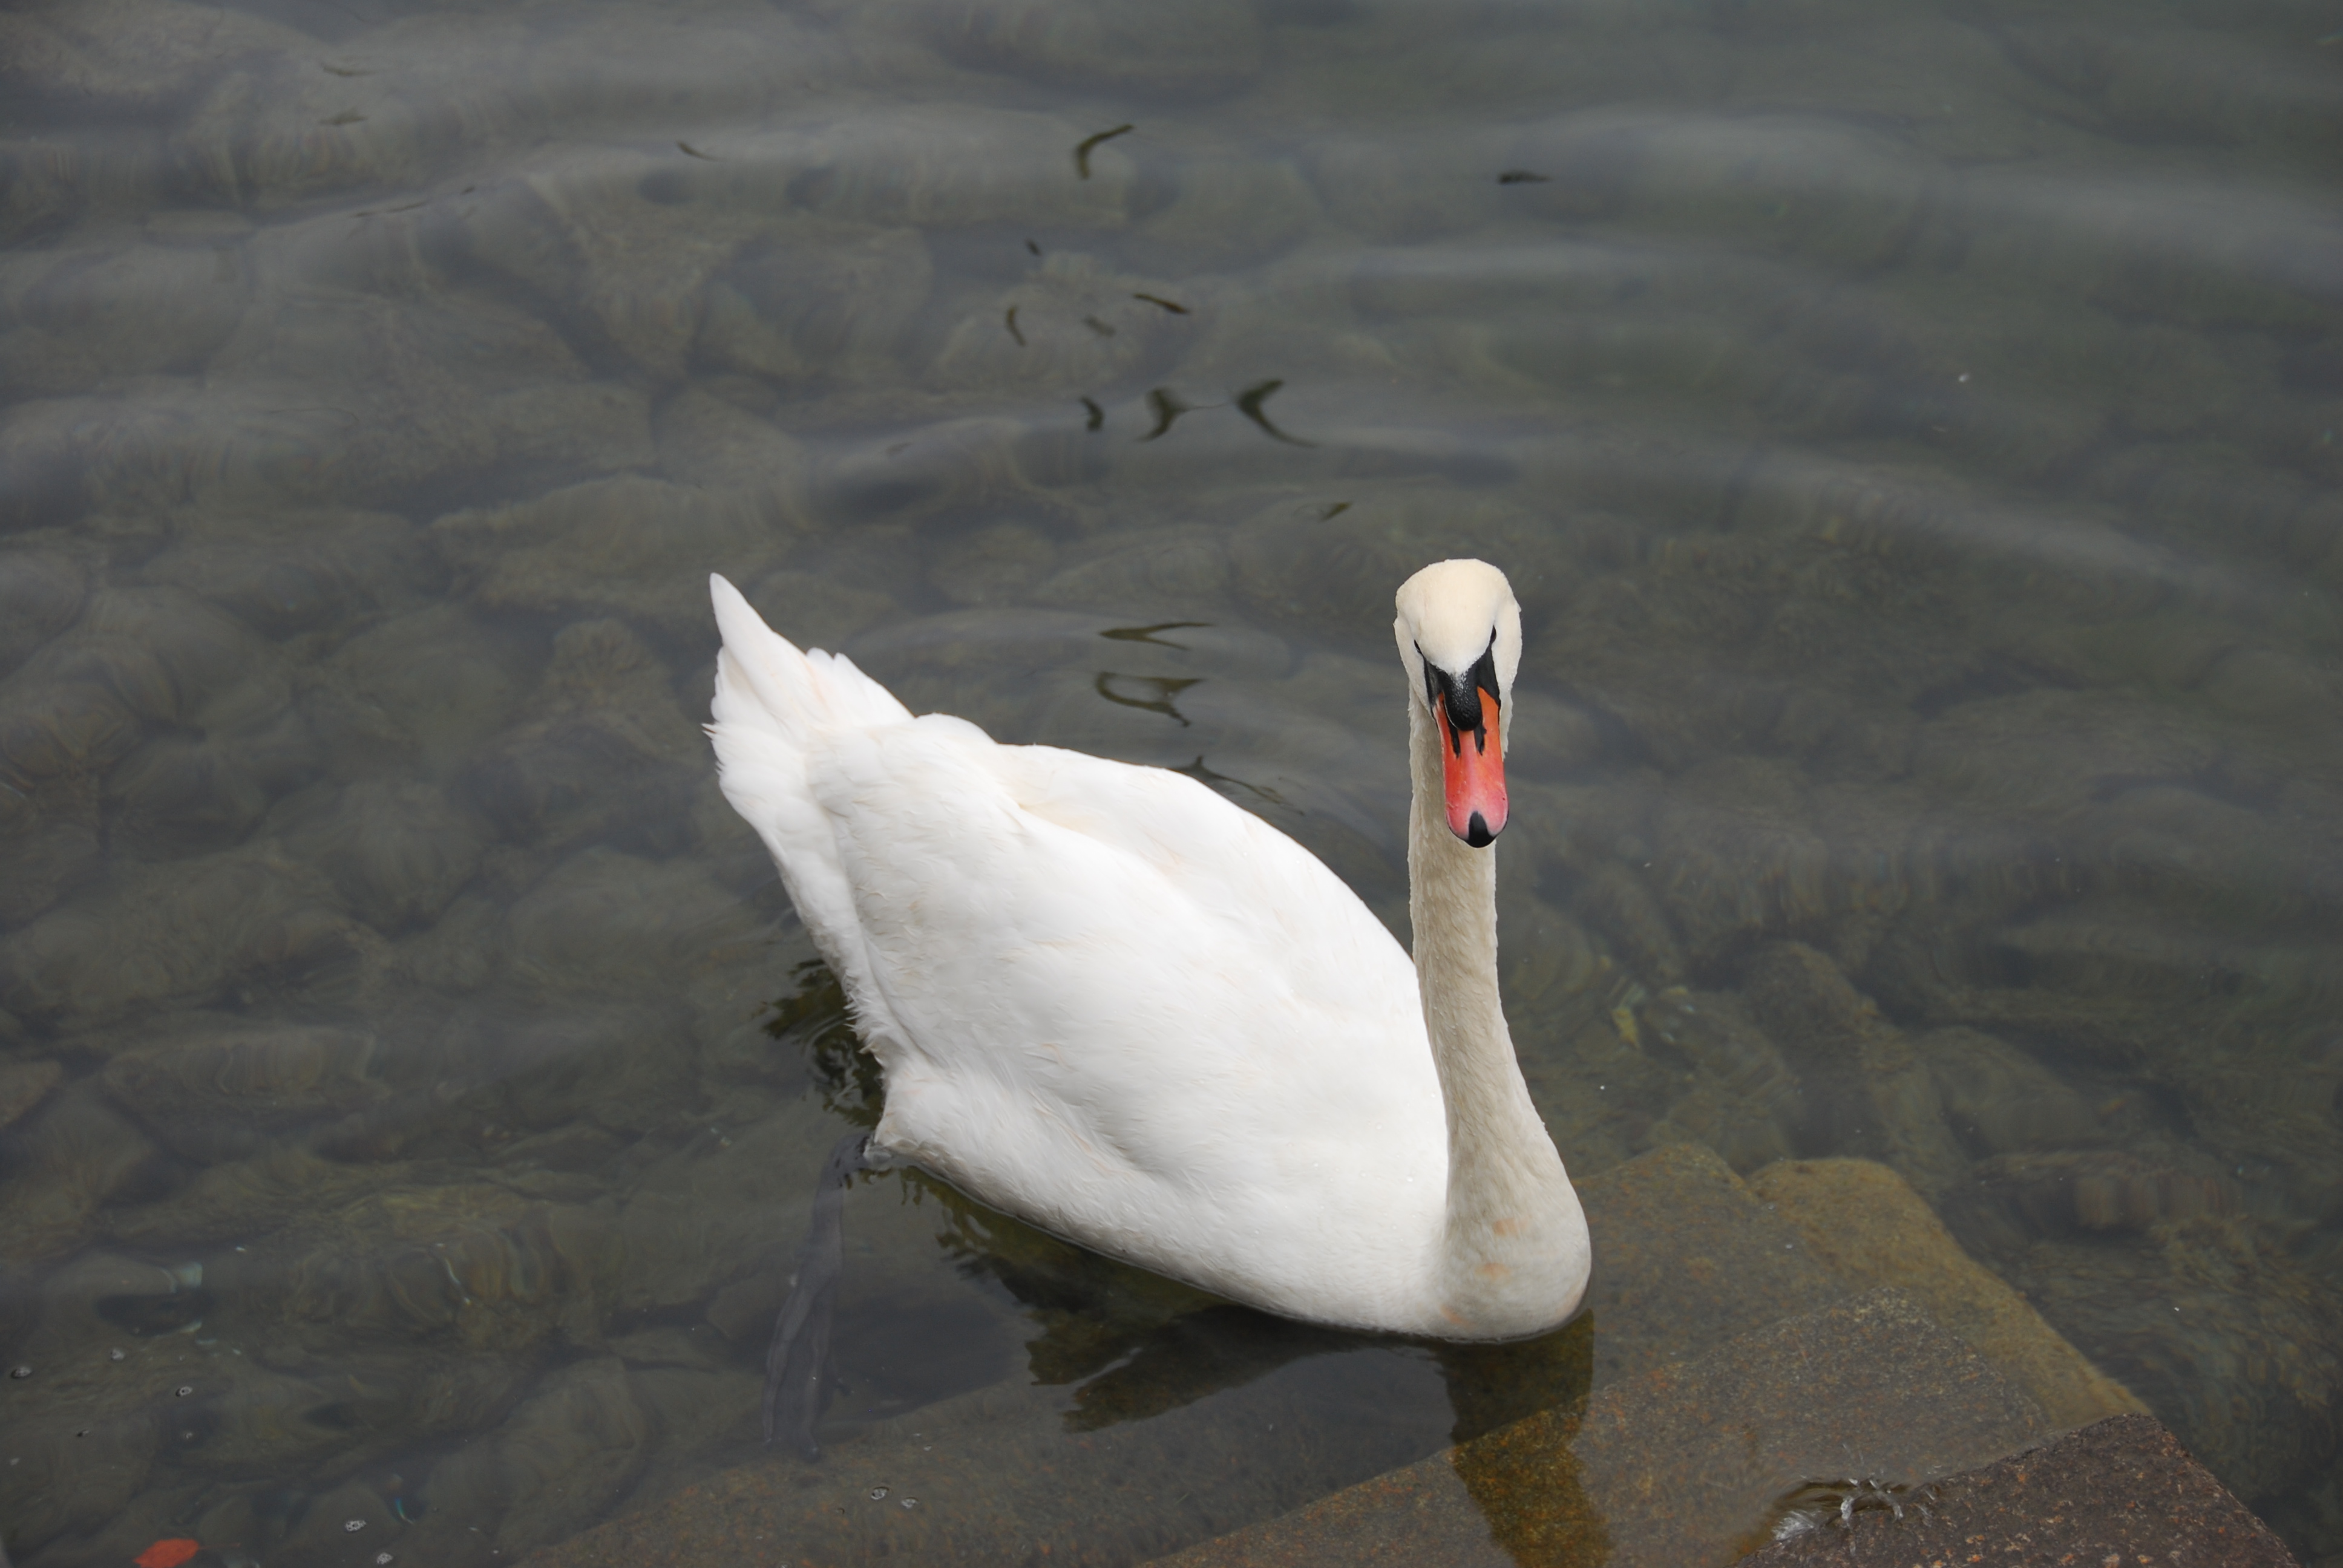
[707,558,1588,1374]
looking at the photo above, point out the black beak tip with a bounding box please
[1464,812,1495,848]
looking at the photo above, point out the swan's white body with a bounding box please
[708,563,1588,1339]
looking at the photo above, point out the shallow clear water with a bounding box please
[2,0,2341,1563]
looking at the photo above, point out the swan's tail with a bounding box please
[708,580,903,1069]
[709,574,912,753]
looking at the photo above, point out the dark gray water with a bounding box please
[3,0,2342,1563]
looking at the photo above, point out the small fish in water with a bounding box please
[1174,755,1286,807]
[1132,293,1190,315]
[1496,169,1550,184]
[1236,379,1312,446]
[1073,123,1134,178]
[1140,388,1193,441]
[1095,671,1201,726]
[1101,621,1208,649]
[1004,307,1026,346]
[677,141,718,160]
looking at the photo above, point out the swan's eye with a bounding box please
[1419,635,1502,755]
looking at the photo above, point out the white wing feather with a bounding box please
[707,576,1447,1327]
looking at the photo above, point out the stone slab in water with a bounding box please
[1571,1142,1851,1386]
[1735,1411,2301,1568]
[1746,1157,2145,1431]
[1153,1286,2049,1568]
[521,1146,2117,1567]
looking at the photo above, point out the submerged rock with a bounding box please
[0,1056,63,1128]
[1985,1214,2343,1502]
[419,1355,651,1553]
[0,0,312,118]
[1645,756,1834,967]
[651,388,815,524]
[1953,1150,2247,1246]
[27,1247,208,1341]
[919,0,1263,97]
[697,217,932,391]
[0,137,94,251]
[1644,987,1806,1172]
[1568,858,1688,991]
[1743,942,1968,1198]
[0,843,362,1027]
[100,1025,397,1165]
[261,1477,402,1559]
[197,287,655,508]
[610,1108,839,1318]
[142,508,439,638]
[102,1145,411,1249]
[1746,1158,2145,1431]
[925,251,1199,396]
[22,585,275,733]
[460,1000,701,1142]
[267,1180,615,1355]
[927,521,1059,607]
[1136,155,1322,272]
[1498,892,1606,1029]
[397,890,510,996]
[171,13,529,206]
[312,602,531,778]
[505,846,766,1008]
[808,417,1058,530]
[2,238,251,391]
[0,765,102,930]
[0,1081,165,1266]
[460,620,703,854]
[459,149,795,382]
[280,778,487,933]
[0,1304,167,1553]
[1920,1027,2107,1158]
[0,548,85,677]
[102,733,270,858]
[1030,525,1234,618]
[724,105,1136,233]
[1510,110,1934,270]
[10,300,654,520]
[434,474,793,643]
[1306,131,1504,245]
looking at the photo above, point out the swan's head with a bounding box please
[1394,559,1521,849]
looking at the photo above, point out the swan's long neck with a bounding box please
[1408,696,1586,1336]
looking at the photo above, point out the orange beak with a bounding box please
[1435,690,1506,847]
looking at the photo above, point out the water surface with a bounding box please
[4,0,2342,1562]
